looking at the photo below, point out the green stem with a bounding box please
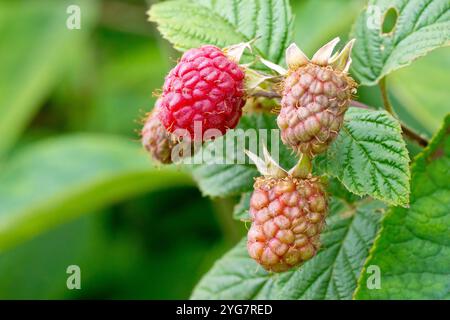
[251,91,281,99]
[379,77,396,116]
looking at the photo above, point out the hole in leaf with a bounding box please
[382,7,398,35]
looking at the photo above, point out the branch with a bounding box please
[250,91,281,99]
[397,123,429,148]
[378,77,428,147]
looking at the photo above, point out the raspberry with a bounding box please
[276,38,357,157]
[246,149,327,272]
[248,176,327,272]
[142,105,176,164]
[142,100,193,164]
[158,45,246,140]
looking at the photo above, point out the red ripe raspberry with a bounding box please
[248,176,327,272]
[158,45,245,140]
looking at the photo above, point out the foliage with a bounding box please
[150,0,449,299]
[0,0,448,299]
[355,116,450,299]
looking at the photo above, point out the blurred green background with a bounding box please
[0,0,448,299]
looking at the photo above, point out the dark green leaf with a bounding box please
[355,115,450,299]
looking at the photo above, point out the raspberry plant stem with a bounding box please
[379,77,428,147]
[251,91,281,99]
[379,77,395,116]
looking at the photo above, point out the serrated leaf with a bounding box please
[191,238,280,300]
[354,115,450,299]
[351,0,450,86]
[191,199,383,299]
[325,108,410,207]
[191,113,295,198]
[148,0,293,64]
[0,134,193,251]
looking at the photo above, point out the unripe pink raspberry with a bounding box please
[276,38,357,157]
[141,100,193,164]
[248,176,327,272]
[142,105,176,164]
[158,45,246,140]
[246,149,327,272]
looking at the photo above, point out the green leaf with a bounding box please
[351,0,450,86]
[0,0,97,158]
[191,199,383,299]
[0,134,193,251]
[148,0,293,64]
[324,108,410,207]
[354,115,450,299]
[191,113,295,198]
[191,238,280,299]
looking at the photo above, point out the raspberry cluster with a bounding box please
[140,39,357,274]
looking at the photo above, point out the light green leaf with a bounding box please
[0,0,97,158]
[292,0,363,56]
[351,0,450,86]
[325,108,410,207]
[355,115,450,299]
[0,134,193,251]
[148,0,293,64]
[191,113,295,198]
[390,48,450,134]
[191,199,383,299]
